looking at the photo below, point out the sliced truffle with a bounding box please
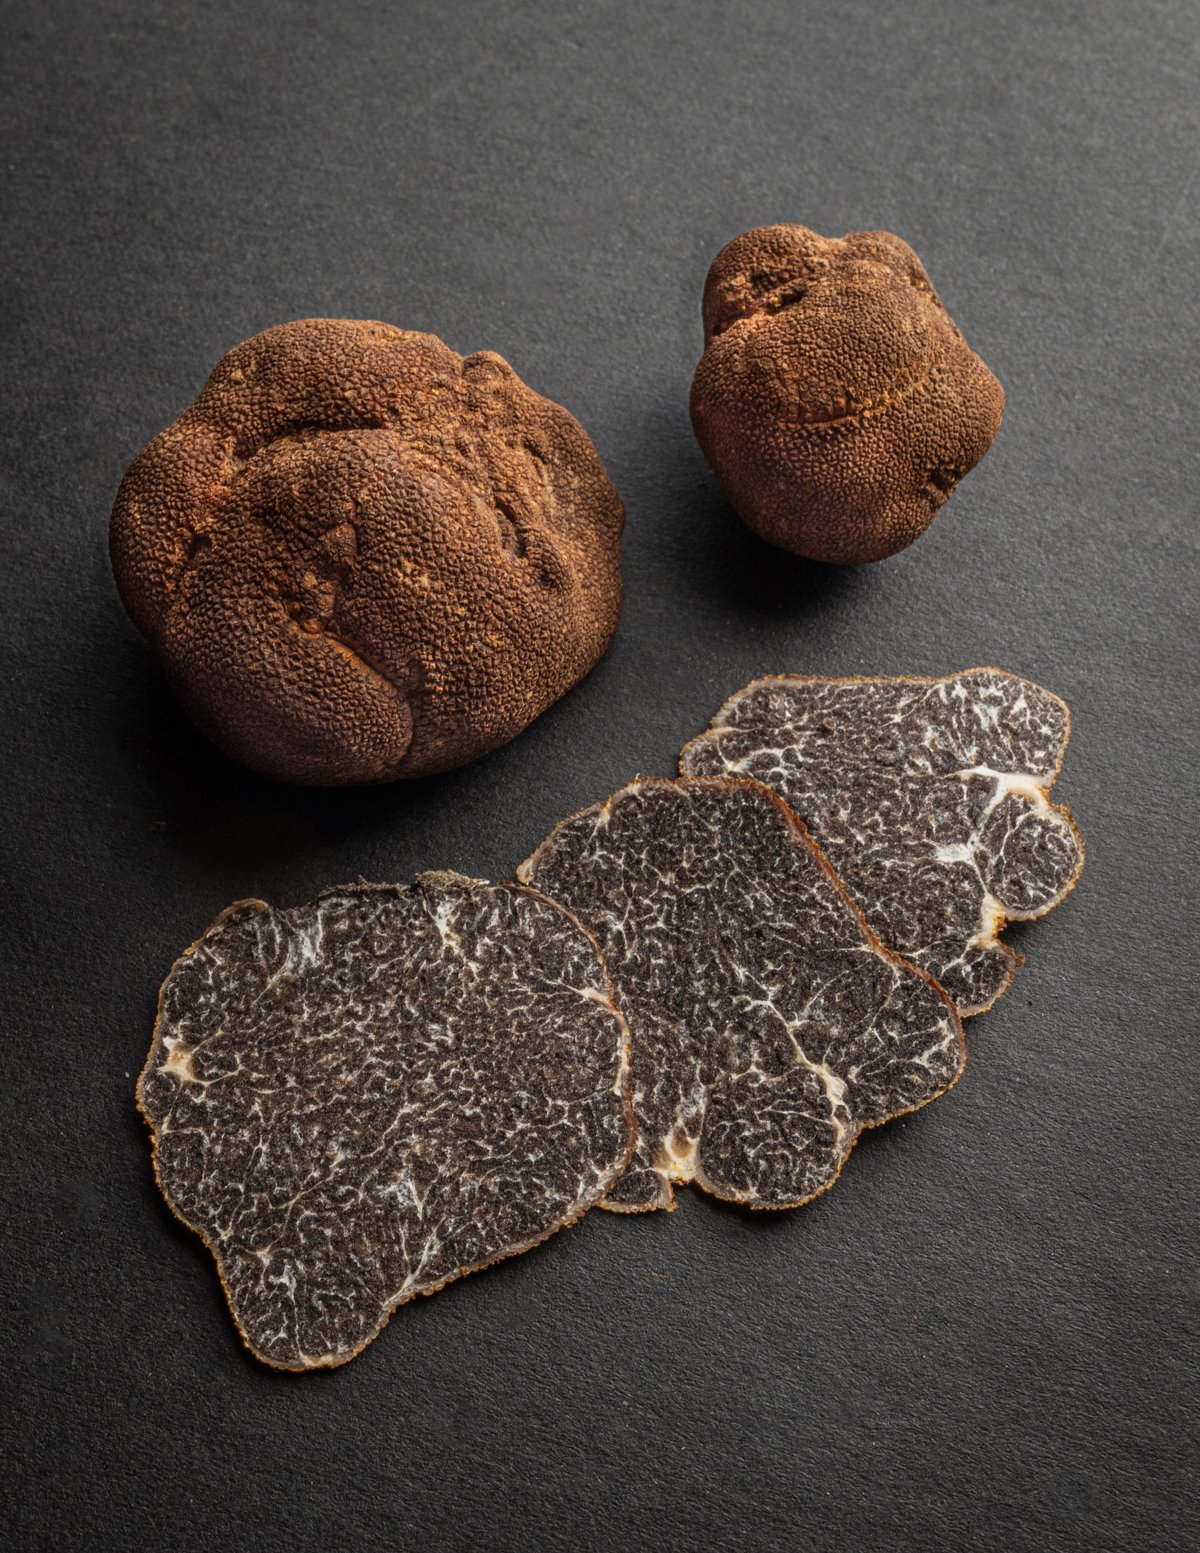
[518,777,963,1213]
[681,669,1085,1015]
[138,873,633,1370]
[110,319,624,784]
[690,224,1004,562]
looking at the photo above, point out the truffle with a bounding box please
[110,319,624,783]
[681,669,1085,1015]
[518,777,963,1212]
[138,873,633,1370]
[690,224,1004,562]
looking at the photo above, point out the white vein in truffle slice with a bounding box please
[681,668,1085,1016]
[519,778,963,1214]
[138,873,633,1371]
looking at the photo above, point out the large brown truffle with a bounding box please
[519,777,963,1213]
[690,225,1004,562]
[110,320,624,783]
[138,873,633,1370]
[681,669,1085,1014]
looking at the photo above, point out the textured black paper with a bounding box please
[3,2,1197,1549]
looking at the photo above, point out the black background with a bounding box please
[3,2,1197,1549]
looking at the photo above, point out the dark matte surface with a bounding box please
[2,1,1196,1548]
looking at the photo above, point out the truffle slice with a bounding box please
[518,778,963,1213]
[681,669,1085,1015]
[138,874,633,1370]
[110,319,624,784]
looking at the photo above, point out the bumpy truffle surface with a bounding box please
[111,320,624,783]
[690,225,1004,562]
[681,669,1085,1015]
[138,873,633,1370]
[519,777,963,1213]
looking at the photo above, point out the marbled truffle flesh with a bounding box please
[110,319,624,783]
[138,874,633,1370]
[519,777,963,1213]
[681,669,1085,1015]
[690,224,1004,563]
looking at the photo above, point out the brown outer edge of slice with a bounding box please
[135,875,637,1373]
[518,774,966,1215]
[679,668,1087,1017]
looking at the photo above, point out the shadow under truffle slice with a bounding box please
[681,669,1085,1016]
[138,874,633,1370]
[110,319,624,784]
[518,777,964,1213]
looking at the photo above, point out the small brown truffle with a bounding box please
[138,873,633,1370]
[690,225,1004,562]
[110,320,624,783]
[519,777,964,1213]
[681,669,1085,1014]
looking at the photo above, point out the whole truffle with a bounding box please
[110,319,624,783]
[690,225,1004,563]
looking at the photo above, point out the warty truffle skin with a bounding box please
[690,225,1005,564]
[110,319,625,784]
